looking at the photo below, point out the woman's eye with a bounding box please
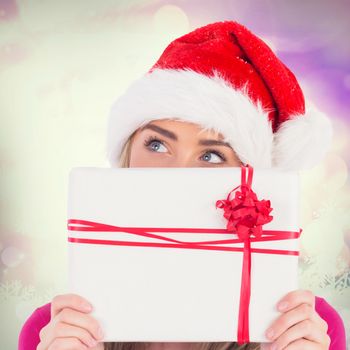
[201,151,225,164]
[145,139,168,153]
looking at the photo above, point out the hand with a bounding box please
[261,289,331,350]
[37,293,104,350]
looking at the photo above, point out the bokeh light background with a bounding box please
[0,0,350,348]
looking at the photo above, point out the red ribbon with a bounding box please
[216,164,273,344]
[67,164,302,344]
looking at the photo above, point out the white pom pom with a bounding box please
[272,101,334,171]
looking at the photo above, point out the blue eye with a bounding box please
[143,136,168,153]
[201,150,226,164]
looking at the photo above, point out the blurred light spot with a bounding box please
[153,5,189,39]
[0,0,18,20]
[1,246,23,267]
[332,132,349,154]
[323,153,348,192]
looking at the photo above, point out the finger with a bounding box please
[316,315,329,334]
[48,337,88,350]
[276,289,315,313]
[271,319,330,350]
[53,308,104,341]
[51,294,93,318]
[38,323,52,350]
[266,303,315,341]
[46,322,99,348]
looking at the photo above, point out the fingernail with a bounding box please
[278,301,288,311]
[266,328,274,339]
[83,303,92,311]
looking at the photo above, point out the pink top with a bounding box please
[18,296,346,350]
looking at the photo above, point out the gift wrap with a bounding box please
[67,166,301,343]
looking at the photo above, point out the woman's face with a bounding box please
[129,119,242,168]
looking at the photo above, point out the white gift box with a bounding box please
[67,166,301,343]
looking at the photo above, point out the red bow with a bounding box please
[216,166,273,240]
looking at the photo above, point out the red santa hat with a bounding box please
[106,20,333,170]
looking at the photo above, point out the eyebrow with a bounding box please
[140,124,233,149]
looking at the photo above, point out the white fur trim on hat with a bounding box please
[106,68,333,170]
[272,101,334,170]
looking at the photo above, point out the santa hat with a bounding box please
[106,20,333,170]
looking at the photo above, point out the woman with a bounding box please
[19,21,346,350]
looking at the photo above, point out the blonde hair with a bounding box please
[118,129,137,168]
[106,131,260,350]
